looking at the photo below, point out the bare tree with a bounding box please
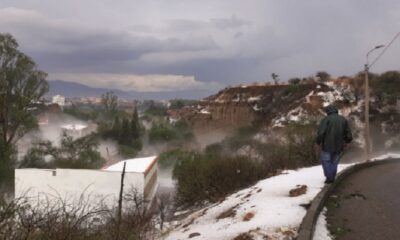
[156,192,173,230]
[271,73,279,85]
[101,91,118,113]
[1,188,159,240]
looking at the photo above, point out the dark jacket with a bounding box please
[315,105,353,152]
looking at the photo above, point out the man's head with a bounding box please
[324,105,338,115]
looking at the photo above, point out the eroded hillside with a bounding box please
[172,77,400,152]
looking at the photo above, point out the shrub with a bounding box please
[168,99,196,110]
[288,78,301,85]
[282,84,302,96]
[118,144,139,158]
[316,71,331,83]
[0,189,157,240]
[204,143,224,154]
[144,104,167,117]
[172,152,264,206]
[157,149,191,169]
[371,71,400,104]
[173,121,319,207]
[20,133,105,169]
[148,123,177,144]
[148,120,194,145]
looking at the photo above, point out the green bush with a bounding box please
[64,105,99,121]
[148,120,194,144]
[204,143,224,154]
[227,121,319,170]
[169,99,196,110]
[118,144,139,158]
[371,71,400,104]
[144,104,167,117]
[20,133,105,169]
[282,84,302,96]
[172,152,264,206]
[98,110,143,154]
[148,123,177,144]
[157,149,192,169]
[172,120,319,207]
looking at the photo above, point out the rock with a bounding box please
[289,185,307,197]
[216,206,237,219]
[242,212,255,221]
[188,232,201,238]
[233,232,254,240]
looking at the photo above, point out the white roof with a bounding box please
[104,156,157,173]
[61,124,87,130]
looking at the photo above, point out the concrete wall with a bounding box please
[15,169,145,207]
[144,165,158,199]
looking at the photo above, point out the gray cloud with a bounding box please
[0,8,219,73]
[0,0,400,95]
[210,15,250,30]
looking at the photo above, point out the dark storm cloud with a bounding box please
[0,8,219,73]
[0,0,399,93]
[210,15,249,30]
[30,33,219,72]
[166,15,249,32]
[128,56,263,84]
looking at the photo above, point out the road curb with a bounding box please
[296,158,400,240]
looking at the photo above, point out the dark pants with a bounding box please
[320,151,341,181]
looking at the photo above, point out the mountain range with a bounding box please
[47,80,215,100]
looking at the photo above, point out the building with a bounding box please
[52,94,65,107]
[61,124,90,138]
[36,113,49,125]
[15,156,159,209]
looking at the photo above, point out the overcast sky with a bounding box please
[1,0,399,97]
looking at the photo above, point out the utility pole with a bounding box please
[116,161,127,240]
[364,45,384,160]
[364,32,400,160]
[364,63,371,160]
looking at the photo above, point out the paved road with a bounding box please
[325,160,400,240]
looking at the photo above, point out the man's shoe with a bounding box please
[324,179,334,184]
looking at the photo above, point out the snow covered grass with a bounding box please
[372,152,400,160]
[164,164,352,240]
[313,208,333,240]
[163,153,400,240]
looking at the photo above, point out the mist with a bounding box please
[17,113,87,160]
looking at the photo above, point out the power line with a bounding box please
[369,31,400,68]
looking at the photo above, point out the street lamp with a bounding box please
[364,44,384,160]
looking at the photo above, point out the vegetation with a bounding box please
[282,84,301,96]
[173,152,264,206]
[63,104,101,121]
[143,101,167,117]
[168,99,196,110]
[178,120,319,206]
[264,121,319,169]
[101,91,118,114]
[288,78,301,85]
[271,73,279,85]
[371,70,400,104]
[157,149,192,169]
[0,33,48,195]
[316,71,331,82]
[148,120,194,145]
[0,189,160,240]
[20,132,105,169]
[99,108,143,158]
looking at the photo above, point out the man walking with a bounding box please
[316,105,353,184]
